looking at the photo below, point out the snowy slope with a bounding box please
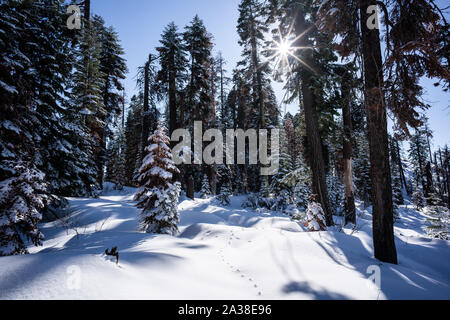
[0,186,449,300]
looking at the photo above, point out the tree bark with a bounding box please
[359,0,397,264]
[84,0,90,23]
[342,72,356,225]
[294,10,333,226]
[248,4,268,196]
[169,48,177,137]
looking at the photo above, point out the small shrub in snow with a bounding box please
[242,193,272,210]
[134,125,181,235]
[303,195,327,232]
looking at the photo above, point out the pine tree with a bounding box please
[316,0,448,264]
[106,127,127,190]
[92,15,128,188]
[183,16,214,198]
[124,94,143,186]
[69,15,104,193]
[409,128,429,197]
[217,179,232,206]
[326,172,345,216]
[237,0,277,196]
[304,195,327,232]
[389,136,404,219]
[423,194,449,240]
[134,125,181,235]
[412,188,425,212]
[0,1,61,255]
[156,22,187,137]
[267,0,335,224]
[200,175,212,199]
[354,131,372,208]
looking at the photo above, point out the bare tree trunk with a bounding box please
[294,11,333,226]
[359,0,397,264]
[342,72,356,225]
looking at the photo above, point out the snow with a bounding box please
[0,187,449,300]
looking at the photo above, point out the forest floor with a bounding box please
[0,184,449,300]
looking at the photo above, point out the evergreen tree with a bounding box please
[124,94,143,186]
[106,127,127,190]
[69,15,104,193]
[304,195,327,232]
[200,175,212,199]
[354,131,372,208]
[183,16,214,199]
[134,125,181,235]
[409,128,429,197]
[423,194,449,240]
[156,22,187,137]
[92,15,128,188]
[389,136,404,219]
[217,178,232,206]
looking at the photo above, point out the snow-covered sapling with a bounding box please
[304,194,327,232]
[200,175,212,199]
[134,125,181,235]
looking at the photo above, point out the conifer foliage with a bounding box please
[134,125,181,235]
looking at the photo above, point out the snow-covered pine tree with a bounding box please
[304,195,327,232]
[134,125,181,235]
[409,129,429,199]
[0,1,51,255]
[156,22,187,137]
[200,175,212,199]
[292,155,312,210]
[423,193,449,240]
[124,94,143,186]
[269,126,296,213]
[389,136,404,219]
[412,188,425,211]
[92,15,128,188]
[69,13,104,192]
[106,127,127,190]
[217,179,232,206]
[328,174,345,216]
[183,16,214,199]
[354,130,372,208]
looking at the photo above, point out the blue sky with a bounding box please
[91,0,449,151]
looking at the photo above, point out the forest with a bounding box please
[0,0,449,300]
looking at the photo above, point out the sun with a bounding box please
[263,22,316,77]
[278,40,292,57]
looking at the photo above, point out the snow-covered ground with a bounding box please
[0,185,449,300]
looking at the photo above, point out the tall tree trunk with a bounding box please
[359,0,397,264]
[98,73,110,189]
[140,54,151,163]
[84,0,90,23]
[169,49,177,137]
[248,5,268,196]
[342,72,356,225]
[294,11,333,226]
